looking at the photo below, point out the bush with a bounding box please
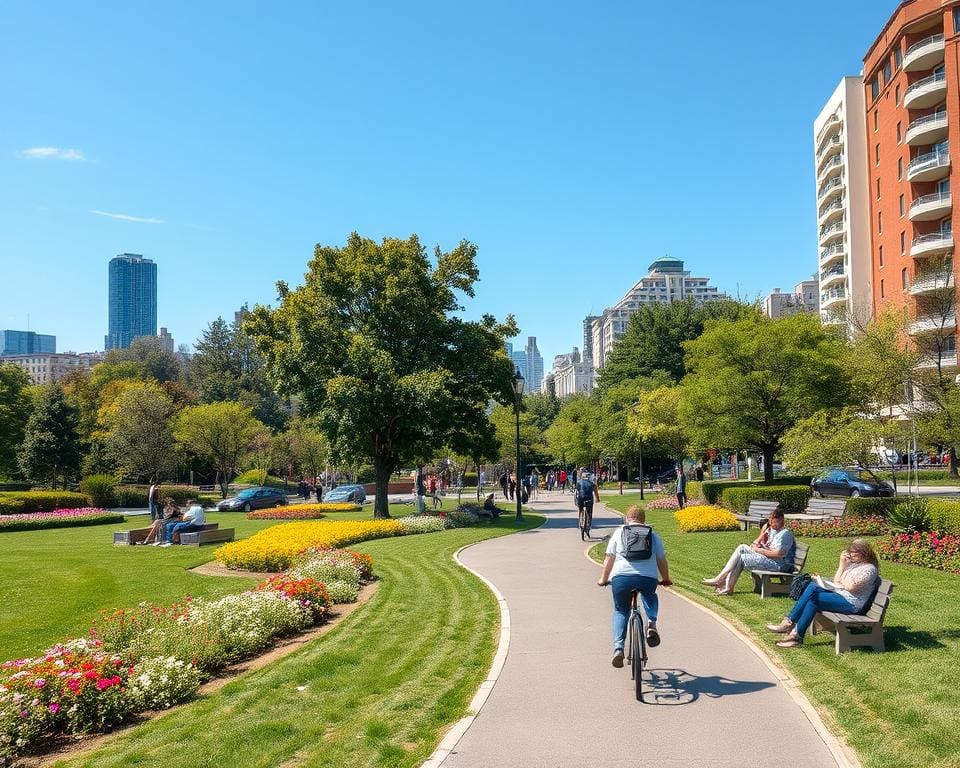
[845,496,899,518]
[719,485,810,514]
[0,490,90,514]
[674,505,740,533]
[288,557,361,588]
[789,515,890,538]
[233,470,286,488]
[888,497,931,533]
[399,515,447,534]
[694,476,812,505]
[255,575,331,622]
[324,579,360,604]
[127,656,202,711]
[926,499,960,536]
[0,508,124,532]
[113,485,198,508]
[877,531,960,573]
[79,475,118,507]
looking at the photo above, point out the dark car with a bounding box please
[811,468,894,498]
[217,487,289,512]
[324,484,367,503]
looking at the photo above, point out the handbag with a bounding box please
[789,572,812,600]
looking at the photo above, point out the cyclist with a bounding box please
[575,469,600,531]
[597,506,672,668]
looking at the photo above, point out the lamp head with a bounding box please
[512,368,525,397]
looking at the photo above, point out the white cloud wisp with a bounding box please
[20,147,86,161]
[89,209,166,224]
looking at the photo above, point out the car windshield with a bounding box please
[236,490,256,499]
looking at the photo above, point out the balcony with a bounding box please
[910,270,954,295]
[816,135,843,168]
[820,265,846,288]
[821,287,847,308]
[917,351,958,370]
[911,232,954,258]
[819,242,845,264]
[906,111,948,146]
[816,116,842,152]
[817,176,844,200]
[904,33,945,72]
[817,153,844,183]
[818,197,845,225]
[904,71,947,110]
[819,219,845,246]
[909,191,952,221]
[909,312,957,335]
[907,148,951,182]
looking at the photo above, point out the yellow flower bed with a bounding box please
[674,505,740,533]
[216,519,404,571]
[245,502,361,520]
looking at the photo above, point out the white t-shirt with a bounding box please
[606,525,666,580]
[184,504,205,527]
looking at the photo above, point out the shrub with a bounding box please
[399,515,447,534]
[719,485,810,514]
[324,579,360,604]
[888,497,931,533]
[925,499,960,536]
[113,485,198,508]
[674,505,740,533]
[845,496,899,518]
[80,475,117,507]
[789,515,890,538]
[246,502,360,520]
[233,470,286,488]
[255,575,331,622]
[446,508,482,528]
[0,508,124,532]
[695,476,812,505]
[288,557,361,588]
[215,519,404,571]
[295,548,374,582]
[876,531,960,573]
[0,491,89,514]
[126,656,202,711]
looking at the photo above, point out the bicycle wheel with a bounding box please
[579,508,587,541]
[584,507,592,538]
[634,612,647,702]
[630,610,642,701]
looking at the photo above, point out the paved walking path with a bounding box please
[440,494,844,768]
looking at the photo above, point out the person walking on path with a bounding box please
[675,466,687,509]
[558,468,567,492]
[597,506,672,667]
[147,482,160,521]
[499,472,509,500]
[703,510,795,595]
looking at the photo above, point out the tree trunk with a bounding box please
[950,446,959,478]
[762,446,774,482]
[373,455,393,519]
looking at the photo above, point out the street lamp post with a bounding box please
[512,368,525,522]
[631,401,644,501]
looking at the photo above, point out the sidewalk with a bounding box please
[440,494,843,768]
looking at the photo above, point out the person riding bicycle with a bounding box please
[575,469,600,522]
[597,506,672,668]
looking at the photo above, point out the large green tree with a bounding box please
[245,232,516,518]
[680,313,852,481]
[104,336,182,383]
[545,395,600,467]
[781,408,904,474]
[0,363,32,478]
[17,385,81,488]
[101,381,178,482]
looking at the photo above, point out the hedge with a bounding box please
[233,471,287,488]
[845,497,900,518]
[113,485,202,507]
[694,476,813,505]
[0,511,125,532]
[0,491,90,514]
[926,499,960,536]
[719,485,811,514]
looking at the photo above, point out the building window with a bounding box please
[955,6,960,33]
[877,178,881,199]
[900,194,905,216]
[898,157,903,180]
[895,84,901,104]
[871,79,880,101]
[901,231,906,254]
[879,212,883,233]
[880,279,885,298]
[895,46,902,71]
[896,122,902,143]
[873,110,879,131]
[883,61,892,85]
[902,268,908,290]
[879,245,884,267]
[875,144,880,165]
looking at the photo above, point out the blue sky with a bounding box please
[1,1,896,364]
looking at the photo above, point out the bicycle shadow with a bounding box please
[639,668,776,705]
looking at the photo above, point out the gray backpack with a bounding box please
[621,524,654,560]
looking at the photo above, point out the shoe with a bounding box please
[151,542,161,546]
[766,620,794,634]
[776,635,803,648]
[611,650,624,668]
[160,543,172,547]
[714,587,734,596]
[646,626,661,647]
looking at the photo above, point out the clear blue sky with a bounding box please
[1,0,896,364]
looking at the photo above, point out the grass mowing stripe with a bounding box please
[53,515,541,768]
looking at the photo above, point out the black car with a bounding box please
[217,487,289,512]
[811,468,894,498]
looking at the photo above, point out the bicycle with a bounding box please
[625,589,648,702]
[578,502,593,540]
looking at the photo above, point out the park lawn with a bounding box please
[597,496,960,768]
[51,514,544,768]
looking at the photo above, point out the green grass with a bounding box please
[597,497,960,768]
[47,514,543,768]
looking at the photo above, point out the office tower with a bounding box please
[524,336,544,392]
[105,254,157,350]
[814,77,872,327]
[0,330,56,356]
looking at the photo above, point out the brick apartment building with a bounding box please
[864,0,960,369]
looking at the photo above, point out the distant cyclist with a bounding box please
[575,469,600,523]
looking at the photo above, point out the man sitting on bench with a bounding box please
[702,509,795,595]
[162,499,206,547]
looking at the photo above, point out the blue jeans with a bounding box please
[165,521,202,543]
[788,582,857,638]
[611,574,659,652]
[148,501,159,521]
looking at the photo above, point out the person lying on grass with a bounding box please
[702,510,795,595]
[767,539,880,648]
[141,498,181,545]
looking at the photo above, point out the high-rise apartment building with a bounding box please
[763,280,820,319]
[814,77,873,326]
[1,329,56,356]
[105,254,157,350]
[864,0,960,370]
[590,257,725,370]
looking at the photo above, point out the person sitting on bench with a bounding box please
[142,497,181,545]
[702,509,795,595]
[162,499,205,546]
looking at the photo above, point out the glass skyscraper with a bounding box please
[105,254,157,350]
[0,330,56,356]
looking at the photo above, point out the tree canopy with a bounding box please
[17,385,81,488]
[0,363,32,478]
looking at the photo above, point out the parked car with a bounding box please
[324,484,367,503]
[810,468,894,498]
[217,487,289,512]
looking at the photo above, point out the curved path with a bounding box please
[438,493,845,768]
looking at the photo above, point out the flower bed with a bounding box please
[399,515,447,534]
[674,505,740,533]
[876,531,960,573]
[246,502,361,520]
[215,519,404,571]
[0,508,124,533]
[789,515,890,538]
[0,547,373,765]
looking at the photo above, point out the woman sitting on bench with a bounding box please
[703,510,795,595]
[162,499,205,546]
[142,498,181,545]
[767,539,879,648]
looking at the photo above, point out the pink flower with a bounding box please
[33,678,46,688]
[49,702,61,714]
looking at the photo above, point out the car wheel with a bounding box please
[243,502,252,512]
[279,498,287,506]
[815,488,824,498]
[850,490,860,498]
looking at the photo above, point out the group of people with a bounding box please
[297,479,323,502]
[143,484,207,546]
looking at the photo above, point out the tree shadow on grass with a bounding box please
[883,626,960,651]
[640,668,775,705]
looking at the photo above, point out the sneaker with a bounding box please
[160,542,172,547]
[151,542,161,546]
[611,650,624,668]
[766,620,794,634]
[646,625,661,647]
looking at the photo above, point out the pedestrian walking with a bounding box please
[499,472,509,500]
[147,482,160,522]
[676,466,688,509]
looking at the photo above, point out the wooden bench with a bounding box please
[179,527,235,546]
[811,578,894,654]
[784,498,846,522]
[751,542,809,599]
[734,500,781,531]
[113,522,221,545]
[474,493,501,520]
